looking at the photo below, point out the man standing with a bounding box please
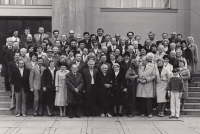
[66,64,83,118]
[125,31,134,46]
[49,30,60,45]
[29,57,45,116]
[107,37,117,55]
[34,27,49,45]
[20,48,30,64]
[96,28,105,43]
[69,53,85,73]
[66,30,76,44]
[13,60,30,117]
[82,60,98,117]
[20,34,36,49]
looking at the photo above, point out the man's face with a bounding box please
[101,56,107,63]
[69,33,74,38]
[61,35,67,41]
[18,61,24,68]
[38,59,43,66]
[133,43,138,49]
[29,47,34,52]
[93,43,98,48]
[148,33,154,40]
[111,38,116,45]
[97,50,102,56]
[124,55,130,61]
[37,48,42,53]
[20,50,26,57]
[24,29,30,35]
[157,60,164,67]
[170,52,176,58]
[97,30,103,36]
[128,33,134,39]
[14,53,20,61]
[162,34,168,39]
[84,34,90,40]
[38,28,44,34]
[101,66,108,74]
[147,56,154,62]
[27,35,32,42]
[121,39,125,44]
[110,54,115,61]
[170,44,176,50]
[115,49,120,55]
[105,36,110,42]
[71,65,78,73]
[142,59,148,66]
[13,31,18,37]
[88,62,95,69]
[71,41,77,48]
[102,47,107,54]
[42,43,47,49]
[47,52,53,58]
[13,42,19,50]
[53,47,58,54]
[54,32,59,38]
[79,43,85,49]
[140,49,146,55]
[32,55,37,62]
[115,34,120,41]
[91,36,96,41]
[171,34,176,38]
[176,51,182,57]
[128,47,134,53]
[55,41,61,47]
[135,37,141,42]
[76,54,81,61]
[83,49,88,55]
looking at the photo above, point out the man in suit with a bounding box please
[82,60,98,117]
[20,27,31,45]
[20,48,30,64]
[12,30,20,43]
[95,54,112,74]
[127,45,136,60]
[82,32,91,49]
[43,48,58,68]
[115,33,121,46]
[29,57,46,116]
[66,64,83,118]
[96,28,106,43]
[66,30,76,44]
[69,53,85,73]
[168,31,177,43]
[77,40,86,55]
[101,35,111,47]
[20,34,36,49]
[135,35,143,50]
[133,41,140,57]
[107,37,117,55]
[148,31,157,45]
[8,51,21,110]
[60,34,69,47]
[13,60,30,117]
[34,27,49,45]
[5,41,19,66]
[26,52,38,70]
[49,30,60,45]
[125,31,134,46]
[81,48,88,63]
[89,40,99,55]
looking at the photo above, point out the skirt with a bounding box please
[156,81,168,103]
[55,86,67,106]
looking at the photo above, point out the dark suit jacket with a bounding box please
[42,68,57,89]
[20,41,36,49]
[8,61,18,84]
[95,62,112,74]
[12,68,30,93]
[69,60,85,73]
[96,36,106,43]
[111,71,126,89]
[97,71,111,89]
[107,45,116,55]
[66,72,83,104]
[5,49,15,66]
[82,68,98,92]
[81,39,91,49]
[117,45,128,56]
[43,56,59,68]
[169,57,179,68]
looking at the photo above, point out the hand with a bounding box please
[168,91,171,98]
[179,92,183,99]
[83,90,86,93]
[55,87,58,91]
[104,84,111,88]
[123,88,127,92]
[75,88,79,93]
[43,87,47,92]
[30,88,33,92]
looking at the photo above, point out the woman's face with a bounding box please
[115,49,120,55]
[29,47,34,52]
[124,55,129,60]
[113,66,119,72]
[110,54,115,61]
[164,58,169,63]
[157,60,164,67]
[187,38,193,44]
[120,39,125,45]
[152,46,157,51]
[182,43,186,48]
[179,61,184,68]
[163,42,168,47]
[31,55,37,62]
[140,49,146,55]
[60,65,66,70]
[69,51,74,56]
[49,62,55,68]
[65,47,70,53]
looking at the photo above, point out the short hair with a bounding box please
[20,48,27,52]
[162,39,169,45]
[27,45,34,50]
[162,33,168,37]
[127,31,134,37]
[37,45,43,49]
[75,52,81,57]
[180,40,187,45]
[163,54,170,60]
[59,62,67,67]
[49,60,55,66]
[39,27,44,29]
[101,64,108,70]
[156,58,164,64]
[37,57,44,62]
[53,30,59,34]
[105,34,110,38]
[14,51,20,56]
[187,36,194,43]
[148,31,155,36]
[112,63,120,68]
[30,52,38,59]
[170,43,176,47]
[97,28,104,33]
[70,39,77,44]
[179,59,185,65]
[24,27,31,31]
[83,32,90,36]
[177,34,182,37]
[176,49,182,53]
[87,59,95,65]
[100,54,107,59]
[71,63,77,68]
[146,52,154,59]
[135,35,141,40]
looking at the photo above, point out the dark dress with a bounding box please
[111,71,126,105]
[42,68,57,106]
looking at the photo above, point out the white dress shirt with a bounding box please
[19,68,24,77]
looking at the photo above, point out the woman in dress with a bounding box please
[155,58,171,117]
[187,36,199,74]
[42,60,57,116]
[55,62,70,116]
[111,63,126,117]
[179,59,190,111]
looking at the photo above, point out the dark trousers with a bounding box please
[15,88,27,115]
[33,89,43,115]
[68,104,81,117]
[4,75,11,91]
[99,88,111,114]
[141,98,152,115]
[86,85,97,115]
[126,85,136,115]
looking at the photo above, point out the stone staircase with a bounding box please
[0,74,200,116]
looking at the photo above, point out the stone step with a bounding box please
[184,109,200,115]
[189,87,200,92]
[0,96,11,102]
[0,102,10,108]
[0,91,11,96]
[185,98,200,103]
[194,77,200,81]
[188,92,200,97]
[0,108,13,115]
[189,82,200,87]
[185,103,200,109]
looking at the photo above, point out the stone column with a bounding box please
[52,0,87,36]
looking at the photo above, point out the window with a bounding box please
[106,0,170,8]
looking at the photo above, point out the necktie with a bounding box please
[73,73,76,77]
[39,34,42,43]
[129,39,131,45]
[39,66,41,74]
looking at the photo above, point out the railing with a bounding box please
[0,0,52,5]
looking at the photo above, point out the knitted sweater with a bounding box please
[167,76,185,92]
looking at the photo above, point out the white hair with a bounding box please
[133,40,138,45]
[20,48,27,52]
[146,52,154,59]
[101,64,108,70]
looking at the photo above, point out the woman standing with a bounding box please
[111,63,126,117]
[55,62,69,116]
[163,55,173,75]
[179,60,190,111]
[155,59,171,117]
[42,60,57,116]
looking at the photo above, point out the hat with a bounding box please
[123,51,130,57]
[46,48,53,53]
[69,30,74,34]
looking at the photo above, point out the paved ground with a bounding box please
[1,115,200,134]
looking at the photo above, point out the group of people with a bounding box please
[1,27,199,119]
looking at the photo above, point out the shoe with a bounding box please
[141,114,145,117]
[118,113,123,117]
[33,114,38,117]
[16,114,20,117]
[38,114,43,117]
[48,114,52,117]
[169,115,174,118]
[174,116,179,119]
[128,115,133,117]
[148,114,153,118]
[106,113,112,117]
[113,113,117,117]
[160,112,164,117]
[60,113,63,117]
[69,115,73,118]
[101,113,105,118]
[10,106,15,110]
[22,114,26,117]
[75,115,81,118]
[157,112,161,117]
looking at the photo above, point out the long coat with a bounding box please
[42,68,57,89]
[12,68,30,93]
[188,43,199,74]
[179,67,190,99]
[66,72,83,104]
[136,63,156,98]
[29,65,45,90]
[8,61,18,84]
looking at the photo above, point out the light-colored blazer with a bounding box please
[34,33,49,44]
[26,61,37,70]
[29,65,45,90]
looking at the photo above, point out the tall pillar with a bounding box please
[52,0,87,36]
